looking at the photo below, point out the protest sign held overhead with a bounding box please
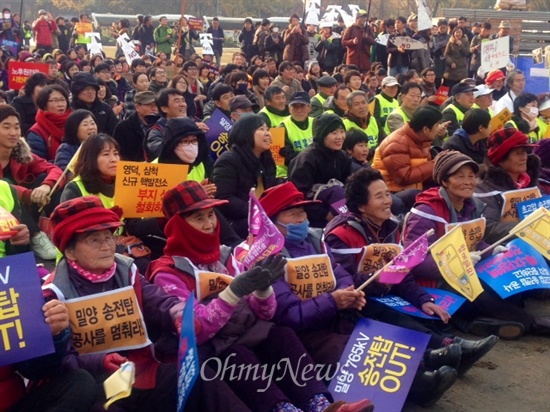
[114,161,188,218]
[416,0,432,31]
[430,226,484,301]
[0,253,54,367]
[304,0,321,26]
[205,109,232,161]
[199,33,214,55]
[481,37,511,71]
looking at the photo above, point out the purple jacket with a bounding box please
[404,186,489,282]
[272,233,355,332]
[324,213,433,309]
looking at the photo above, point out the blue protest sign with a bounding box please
[0,252,55,367]
[1,40,18,56]
[370,288,466,319]
[204,109,233,161]
[177,295,199,412]
[476,239,550,299]
[329,318,430,411]
[517,195,550,220]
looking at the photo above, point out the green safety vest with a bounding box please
[472,103,495,117]
[259,107,287,129]
[0,180,15,257]
[277,116,313,178]
[343,116,379,149]
[444,104,466,126]
[151,158,204,182]
[312,93,328,106]
[384,107,410,135]
[73,176,115,209]
[374,94,399,125]
[505,119,544,144]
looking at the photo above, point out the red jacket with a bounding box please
[342,24,375,71]
[32,18,57,47]
[0,139,64,203]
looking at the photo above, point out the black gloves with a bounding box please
[228,255,287,297]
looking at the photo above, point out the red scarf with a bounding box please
[67,259,117,283]
[33,109,72,158]
[163,214,221,265]
[516,172,531,189]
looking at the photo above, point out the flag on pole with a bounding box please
[243,193,285,268]
[512,207,550,260]
[378,233,429,284]
[66,145,82,174]
[430,226,484,301]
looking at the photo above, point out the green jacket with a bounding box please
[154,25,175,54]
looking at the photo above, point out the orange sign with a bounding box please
[446,217,486,252]
[490,108,513,133]
[501,187,541,223]
[75,22,93,35]
[0,206,19,241]
[357,244,402,274]
[194,271,234,302]
[269,127,285,166]
[65,286,150,355]
[8,61,49,90]
[284,254,336,300]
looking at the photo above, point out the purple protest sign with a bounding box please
[329,318,429,411]
[243,194,285,268]
[177,295,199,412]
[476,239,550,299]
[330,199,348,215]
[204,109,233,161]
[370,288,466,319]
[0,252,55,367]
[378,233,428,284]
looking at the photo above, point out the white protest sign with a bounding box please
[481,36,510,71]
[416,0,432,31]
[322,5,341,24]
[376,33,389,46]
[85,32,103,55]
[200,33,214,55]
[390,36,428,50]
[116,33,140,64]
[348,4,361,20]
[305,0,321,25]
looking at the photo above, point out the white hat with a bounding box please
[382,76,400,87]
[474,84,494,98]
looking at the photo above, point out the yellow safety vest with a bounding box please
[259,107,288,129]
[384,107,410,135]
[472,103,495,117]
[312,93,328,106]
[73,176,115,209]
[0,180,15,258]
[373,94,399,125]
[151,158,206,183]
[444,104,466,126]
[343,116,379,149]
[505,120,544,144]
[277,116,313,178]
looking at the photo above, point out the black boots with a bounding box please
[423,343,461,370]
[468,317,525,340]
[452,335,498,376]
[409,365,458,408]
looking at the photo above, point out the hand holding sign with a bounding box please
[199,33,214,55]
[0,206,20,240]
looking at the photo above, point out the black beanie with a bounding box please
[70,72,99,96]
[313,113,345,147]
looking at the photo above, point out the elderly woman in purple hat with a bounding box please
[147,180,374,412]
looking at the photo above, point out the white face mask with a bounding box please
[175,143,199,164]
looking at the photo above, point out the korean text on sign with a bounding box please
[114,161,188,218]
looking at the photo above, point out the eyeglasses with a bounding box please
[178,139,199,146]
[48,98,66,104]
[83,235,116,249]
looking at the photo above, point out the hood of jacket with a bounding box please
[158,117,208,166]
[312,113,345,150]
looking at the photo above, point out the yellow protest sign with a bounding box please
[501,187,541,223]
[104,361,135,409]
[356,244,402,274]
[285,254,336,300]
[489,107,512,132]
[194,271,234,302]
[269,127,285,166]
[114,161,188,218]
[445,217,486,252]
[65,286,150,355]
[66,144,81,174]
[545,122,550,138]
[75,22,93,35]
[430,226,484,302]
[514,207,550,260]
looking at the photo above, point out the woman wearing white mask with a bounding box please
[505,92,544,143]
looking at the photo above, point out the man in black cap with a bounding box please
[310,75,337,117]
[229,95,254,122]
[442,83,477,136]
[70,72,118,135]
[113,91,158,161]
[278,91,313,178]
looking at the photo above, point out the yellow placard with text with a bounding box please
[489,108,512,133]
[356,244,402,274]
[194,271,234,302]
[114,161,188,218]
[545,122,550,138]
[285,255,336,300]
[515,207,550,260]
[269,127,285,166]
[430,226,484,302]
[65,286,150,355]
[445,217,486,252]
[75,22,93,35]
[501,187,541,223]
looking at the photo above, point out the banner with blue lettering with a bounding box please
[0,253,54,367]
[329,319,429,411]
[370,288,466,319]
[476,239,550,299]
[204,109,233,161]
[517,195,550,220]
[177,295,199,412]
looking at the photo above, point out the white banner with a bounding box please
[416,0,432,31]
[390,36,428,50]
[481,36,510,71]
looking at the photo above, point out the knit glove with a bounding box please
[255,255,287,291]
[469,251,482,266]
[229,267,271,298]
[492,245,508,255]
[103,353,128,373]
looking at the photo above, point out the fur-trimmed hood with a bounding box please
[10,138,33,164]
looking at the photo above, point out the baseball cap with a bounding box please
[473,84,494,98]
[451,83,477,95]
[289,91,311,106]
[382,76,399,87]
